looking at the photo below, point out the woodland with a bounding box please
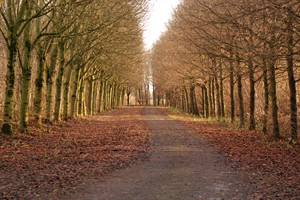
[0,0,300,199]
[0,0,148,135]
[152,0,300,143]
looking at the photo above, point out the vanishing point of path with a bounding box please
[59,107,254,200]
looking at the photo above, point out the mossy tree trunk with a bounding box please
[78,77,85,116]
[97,80,104,113]
[62,64,73,120]
[33,43,47,125]
[70,66,81,118]
[88,77,95,115]
[2,32,17,135]
[2,0,27,135]
[46,45,58,122]
[54,40,65,121]
[19,5,32,133]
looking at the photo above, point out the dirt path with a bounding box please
[57,107,254,200]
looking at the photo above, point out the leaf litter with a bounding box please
[0,107,149,199]
[165,109,300,200]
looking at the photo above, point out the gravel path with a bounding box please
[58,107,254,200]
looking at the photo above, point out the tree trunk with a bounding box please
[248,59,256,130]
[70,67,81,118]
[97,80,103,113]
[33,47,46,125]
[189,83,194,114]
[78,77,85,116]
[262,59,269,133]
[211,76,215,117]
[219,65,225,117]
[88,77,94,115]
[103,82,107,111]
[2,34,17,135]
[214,65,221,119]
[229,52,235,123]
[237,59,245,127]
[46,46,58,122]
[208,78,213,117]
[286,9,297,142]
[201,87,205,116]
[54,40,65,121]
[184,86,189,112]
[19,12,32,133]
[204,85,209,118]
[269,52,280,138]
[62,65,73,120]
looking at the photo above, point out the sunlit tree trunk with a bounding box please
[19,5,32,133]
[78,77,85,116]
[34,44,47,125]
[2,32,17,135]
[97,81,103,113]
[54,40,65,121]
[46,46,58,122]
[88,77,94,115]
[70,66,81,118]
[1,0,28,135]
[62,65,73,120]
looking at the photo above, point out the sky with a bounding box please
[143,0,181,50]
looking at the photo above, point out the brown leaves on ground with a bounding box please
[169,110,300,200]
[0,107,149,199]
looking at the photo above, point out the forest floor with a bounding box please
[0,107,299,199]
[0,107,150,199]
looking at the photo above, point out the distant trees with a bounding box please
[0,0,147,135]
[152,0,300,143]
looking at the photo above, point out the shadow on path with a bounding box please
[59,107,253,200]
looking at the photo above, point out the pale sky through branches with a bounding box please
[143,0,181,50]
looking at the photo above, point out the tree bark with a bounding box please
[269,44,280,138]
[262,59,269,133]
[248,59,256,130]
[2,33,17,135]
[229,51,235,123]
[219,64,225,117]
[88,77,94,115]
[70,67,81,118]
[54,40,65,121]
[286,8,297,142]
[34,46,46,125]
[46,46,58,122]
[237,59,245,127]
[19,7,32,133]
[62,65,73,120]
